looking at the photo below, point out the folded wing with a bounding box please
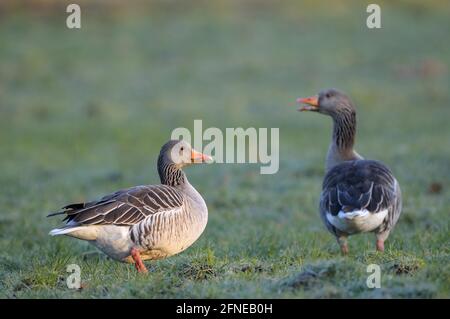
[322,160,397,217]
[50,185,185,226]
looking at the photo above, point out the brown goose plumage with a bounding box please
[54,184,185,226]
[297,88,402,254]
[48,140,212,272]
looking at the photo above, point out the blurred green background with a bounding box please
[0,0,449,298]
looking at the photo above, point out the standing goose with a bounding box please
[297,88,402,254]
[48,140,212,273]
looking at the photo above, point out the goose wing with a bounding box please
[320,160,401,233]
[49,185,185,226]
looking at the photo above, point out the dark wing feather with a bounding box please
[321,160,398,216]
[50,185,185,226]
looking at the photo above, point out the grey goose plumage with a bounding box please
[297,88,402,254]
[48,140,212,272]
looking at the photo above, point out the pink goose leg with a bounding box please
[131,247,148,273]
[338,236,349,255]
[376,239,385,252]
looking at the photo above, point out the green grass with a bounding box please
[0,1,449,298]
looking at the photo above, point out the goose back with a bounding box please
[320,159,401,236]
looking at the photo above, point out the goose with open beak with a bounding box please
[297,89,402,254]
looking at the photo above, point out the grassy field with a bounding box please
[0,1,449,298]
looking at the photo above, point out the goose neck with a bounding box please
[158,162,186,187]
[326,110,361,171]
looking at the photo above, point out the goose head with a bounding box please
[296,88,355,117]
[159,140,212,169]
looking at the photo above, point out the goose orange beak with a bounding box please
[191,149,213,163]
[297,95,319,111]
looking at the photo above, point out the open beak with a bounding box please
[296,95,319,112]
[191,149,213,163]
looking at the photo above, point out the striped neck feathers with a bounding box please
[331,108,356,151]
[326,109,362,170]
[157,159,186,187]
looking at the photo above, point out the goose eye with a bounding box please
[325,93,331,98]
[180,147,184,151]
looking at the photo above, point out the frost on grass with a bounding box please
[281,260,353,290]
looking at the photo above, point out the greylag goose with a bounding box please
[48,140,212,273]
[297,88,402,254]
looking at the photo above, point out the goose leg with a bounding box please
[337,236,349,255]
[131,247,148,273]
[375,231,389,252]
[376,239,385,252]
